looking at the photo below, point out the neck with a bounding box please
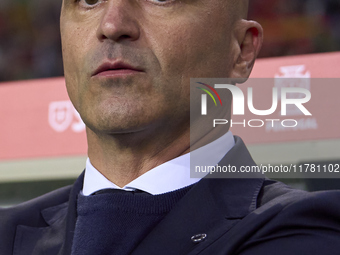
[87,124,191,187]
[87,118,229,187]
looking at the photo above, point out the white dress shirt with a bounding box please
[82,131,235,196]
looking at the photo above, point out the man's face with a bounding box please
[60,0,241,135]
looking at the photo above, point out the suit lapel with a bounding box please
[13,203,68,255]
[57,172,84,255]
[131,136,264,255]
[13,172,84,255]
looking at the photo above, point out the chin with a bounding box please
[85,114,154,135]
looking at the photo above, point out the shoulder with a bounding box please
[0,185,73,254]
[257,179,340,225]
[0,184,72,227]
[258,179,340,214]
[238,180,340,254]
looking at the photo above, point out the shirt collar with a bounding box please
[82,131,235,196]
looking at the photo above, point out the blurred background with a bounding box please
[0,0,340,206]
[0,0,63,82]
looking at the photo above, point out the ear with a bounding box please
[230,20,263,80]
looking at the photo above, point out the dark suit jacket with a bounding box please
[1,136,340,255]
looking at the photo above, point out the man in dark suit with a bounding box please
[1,0,340,254]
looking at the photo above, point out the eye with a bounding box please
[84,0,98,4]
[78,0,102,8]
[145,0,176,6]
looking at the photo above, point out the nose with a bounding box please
[96,0,140,42]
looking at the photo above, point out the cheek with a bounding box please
[148,18,234,81]
[61,42,85,113]
[61,25,93,111]
[61,24,87,74]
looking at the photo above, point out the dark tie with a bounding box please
[92,188,151,196]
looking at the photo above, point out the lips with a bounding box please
[92,61,144,77]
